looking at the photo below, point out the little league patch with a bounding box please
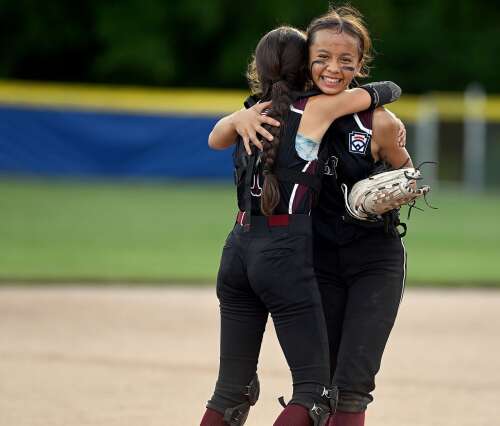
[349,131,370,155]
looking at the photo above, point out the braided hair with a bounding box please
[249,26,308,216]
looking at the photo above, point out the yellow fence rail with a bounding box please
[1,80,500,122]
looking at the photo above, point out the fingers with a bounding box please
[238,100,281,153]
[256,125,273,142]
[254,116,279,142]
[248,131,263,151]
[260,115,280,128]
[242,131,263,155]
[242,135,252,155]
[254,101,280,127]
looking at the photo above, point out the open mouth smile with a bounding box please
[320,76,343,87]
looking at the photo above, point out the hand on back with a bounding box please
[231,101,280,155]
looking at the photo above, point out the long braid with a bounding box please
[260,80,292,216]
[247,26,308,215]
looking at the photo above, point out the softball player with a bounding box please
[308,8,410,426]
[206,8,410,426]
[200,26,400,426]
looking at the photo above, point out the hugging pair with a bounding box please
[201,6,410,426]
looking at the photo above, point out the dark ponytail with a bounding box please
[261,80,293,215]
[250,27,307,216]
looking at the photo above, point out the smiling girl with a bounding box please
[307,8,413,426]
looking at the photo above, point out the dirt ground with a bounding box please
[0,286,499,426]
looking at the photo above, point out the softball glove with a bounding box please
[342,168,431,222]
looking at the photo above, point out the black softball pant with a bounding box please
[313,231,406,412]
[207,215,331,414]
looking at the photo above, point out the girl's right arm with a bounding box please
[334,81,401,118]
[301,82,401,141]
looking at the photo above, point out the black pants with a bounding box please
[313,231,406,412]
[207,215,330,413]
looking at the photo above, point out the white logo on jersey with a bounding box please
[349,131,370,155]
[250,173,262,197]
[324,155,339,178]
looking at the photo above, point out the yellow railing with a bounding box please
[1,80,499,122]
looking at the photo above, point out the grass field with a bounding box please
[1,178,499,285]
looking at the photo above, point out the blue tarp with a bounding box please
[0,106,234,178]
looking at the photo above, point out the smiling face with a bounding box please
[309,29,362,95]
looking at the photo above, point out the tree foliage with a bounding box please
[0,0,498,92]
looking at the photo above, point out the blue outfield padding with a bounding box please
[0,106,234,179]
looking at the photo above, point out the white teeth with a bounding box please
[322,76,341,84]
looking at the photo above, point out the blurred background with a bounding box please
[1,0,499,286]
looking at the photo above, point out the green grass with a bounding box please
[1,178,499,286]
[401,187,500,284]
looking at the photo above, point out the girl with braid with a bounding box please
[201,26,400,426]
[210,6,412,426]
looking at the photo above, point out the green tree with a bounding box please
[0,0,498,92]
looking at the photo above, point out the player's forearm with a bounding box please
[315,82,401,127]
[208,112,240,150]
[336,81,402,118]
[334,87,372,118]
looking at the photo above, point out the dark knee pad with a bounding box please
[207,374,260,426]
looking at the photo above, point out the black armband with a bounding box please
[243,95,260,109]
[360,81,401,109]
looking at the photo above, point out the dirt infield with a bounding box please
[0,286,499,426]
